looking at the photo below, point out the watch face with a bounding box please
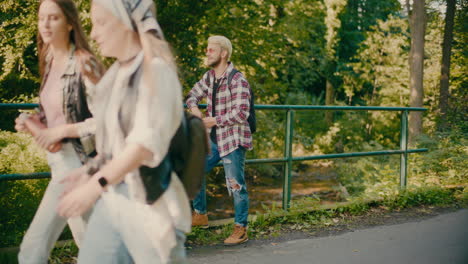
[98,176,108,187]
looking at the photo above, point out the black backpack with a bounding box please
[168,111,208,199]
[137,111,208,203]
[227,69,256,133]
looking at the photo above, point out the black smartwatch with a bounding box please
[98,176,108,188]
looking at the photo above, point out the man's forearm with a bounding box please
[190,106,203,118]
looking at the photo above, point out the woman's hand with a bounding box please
[60,166,89,197]
[14,117,28,132]
[58,178,102,218]
[34,125,66,150]
[15,113,40,133]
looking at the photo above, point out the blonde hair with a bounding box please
[208,35,232,60]
[141,31,176,70]
[139,30,179,100]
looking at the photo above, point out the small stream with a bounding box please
[202,165,348,220]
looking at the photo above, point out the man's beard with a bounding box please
[208,56,222,68]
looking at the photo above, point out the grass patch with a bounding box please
[49,241,78,264]
[187,186,464,246]
[0,241,78,264]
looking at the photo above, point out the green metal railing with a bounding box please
[0,103,427,209]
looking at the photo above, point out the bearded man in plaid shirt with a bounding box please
[186,35,253,245]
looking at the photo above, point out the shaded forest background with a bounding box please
[1,0,466,133]
[0,0,466,248]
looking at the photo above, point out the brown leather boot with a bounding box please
[192,212,209,228]
[224,225,248,246]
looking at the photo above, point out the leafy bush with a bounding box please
[381,187,455,209]
[455,187,468,206]
[334,129,467,199]
[0,179,49,247]
[0,130,49,247]
[0,130,48,174]
[409,130,468,187]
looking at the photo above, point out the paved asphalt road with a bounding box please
[188,209,468,264]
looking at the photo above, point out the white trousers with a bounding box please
[18,143,88,264]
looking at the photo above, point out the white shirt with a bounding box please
[93,52,191,263]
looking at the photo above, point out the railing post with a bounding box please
[399,110,409,189]
[282,109,294,210]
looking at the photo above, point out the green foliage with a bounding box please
[336,0,401,60]
[0,130,48,174]
[0,0,328,103]
[444,0,468,133]
[334,128,467,200]
[422,10,445,134]
[1,0,465,132]
[49,241,78,264]
[339,4,465,135]
[187,0,326,101]
[2,0,464,137]
[335,155,400,196]
[0,178,50,247]
[409,130,468,187]
[0,0,39,83]
[342,16,410,106]
[381,187,455,209]
[333,0,401,94]
[337,199,370,215]
[0,130,49,247]
[0,250,18,264]
[455,187,468,207]
[0,0,40,117]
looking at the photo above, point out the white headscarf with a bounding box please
[93,0,164,39]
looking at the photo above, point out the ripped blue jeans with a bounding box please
[192,140,249,226]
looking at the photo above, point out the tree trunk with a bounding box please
[325,79,334,124]
[438,0,456,131]
[409,0,426,141]
[406,0,411,17]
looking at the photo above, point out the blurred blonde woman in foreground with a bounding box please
[57,0,191,263]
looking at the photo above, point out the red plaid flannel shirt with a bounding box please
[186,62,253,157]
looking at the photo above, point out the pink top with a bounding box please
[40,63,66,128]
